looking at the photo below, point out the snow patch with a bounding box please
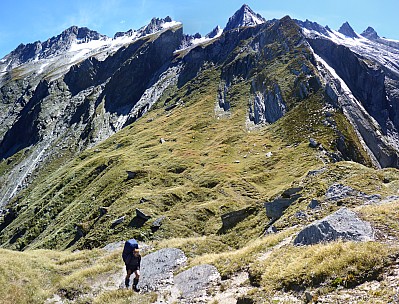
[161,21,182,29]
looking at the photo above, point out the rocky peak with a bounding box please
[140,16,174,35]
[296,19,331,36]
[114,16,177,39]
[206,26,223,39]
[224,4,265,32]
[361,26,380,40]
[4,26,107,67]
[338,21,357,38]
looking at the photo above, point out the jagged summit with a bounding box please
[206,25,223,39]
[361,26,380,40]
[114,16,180,39]
[338,21,357,38]
[296,19,331,36]
[4,26,107,67]
[224,4,265,31]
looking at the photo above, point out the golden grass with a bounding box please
[188,229,295,277]
[0,248,124,303]
[251,241,396,291]
[359,200,399,236]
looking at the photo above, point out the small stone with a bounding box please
[126,171,137,179]
[304,291,313,303]
[308,199,320,209]
[265,151,273,157]
[160,138,166,144]
[99,206,109,216]
[111,216,125,227]
[266,225,277,234]
[309,138,318,148]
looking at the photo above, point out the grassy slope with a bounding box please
[0,61,328,251]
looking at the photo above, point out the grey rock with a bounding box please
[325,183,357,200]
[224,4,265,32]
[126,170,137,180]
[136,208,151,220]
[152,216,166,228]
[102,241,124,252]
[361,27,379,40]
[206,26,222,39]
[308,199,320,209]
[138,248,187,292]
[111,216,125,227]
[281,187,303,198]
[294,208,374,245]
[295,210,307,219]
[174,264,221,299]
[151,216,166,232]
[338,22,357,38]
[99,206,108,216]
[296,19,331,36]
[264,187,302,219]
[221,207,256,231]
[309,138,318,148]
[308,36,399,168]
[325,183,381,204]
[265,197,297,219]
[266,225,278,234]
[249,81,287,124]
[307,167,326,177]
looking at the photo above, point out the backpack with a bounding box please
[122,239,139,263]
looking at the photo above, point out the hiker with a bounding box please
[122,239,141,292]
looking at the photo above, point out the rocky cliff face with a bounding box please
[299,20,399,168]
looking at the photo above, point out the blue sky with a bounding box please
[1,0,398,58]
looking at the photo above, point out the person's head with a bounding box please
[133,248,140,256]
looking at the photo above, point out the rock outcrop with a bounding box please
[174,264,221,300]
[264,187,302,219]
[293,208,374,245]
[138,248,187,292]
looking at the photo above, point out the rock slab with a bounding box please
[294,208,374,245]
[174,264,221,299]
[138,248,187,292]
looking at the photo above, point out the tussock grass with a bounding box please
[359,200,399,238]
[154,236,230,258]
[250,241,397,291]
[188,230,295,278]
[0,248,125,303]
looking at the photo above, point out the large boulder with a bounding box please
[138,248,187,292]
[293,208,374,245]
[174,264,221,300]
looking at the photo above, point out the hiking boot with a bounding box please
[133,278,140,292]
[124,278,130,288]
[133,285,140,292]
